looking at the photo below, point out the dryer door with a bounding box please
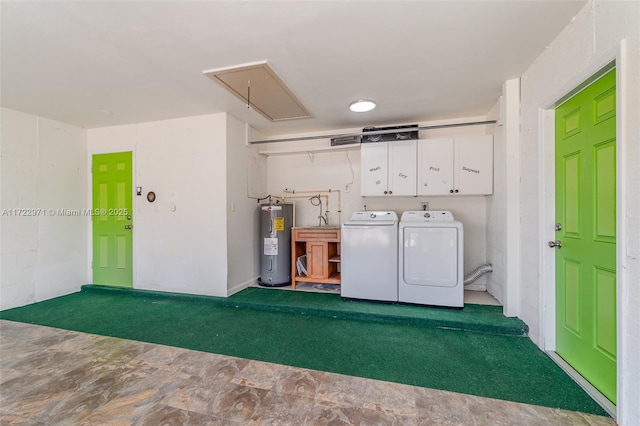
[403,227,458,287]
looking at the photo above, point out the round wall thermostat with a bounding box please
[147,191,156,203]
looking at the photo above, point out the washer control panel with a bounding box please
[346,211,399,223]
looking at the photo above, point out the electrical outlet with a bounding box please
[421,202,429,211]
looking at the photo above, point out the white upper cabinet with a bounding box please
[388,140,418,196]
[417,138,454,195]
[361,140,417,196]
[418,135,493,195]
[454,135,493,195]
[361,142,389,196]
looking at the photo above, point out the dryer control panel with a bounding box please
[400,210,455,222]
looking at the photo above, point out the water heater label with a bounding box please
[264,238,278,255]
[274,217,284,231]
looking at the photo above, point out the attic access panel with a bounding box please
[203,62,312,122]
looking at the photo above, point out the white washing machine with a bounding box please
[399,211,464,308]
[341,211,398,302]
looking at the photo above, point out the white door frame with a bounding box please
[538,40,628,420]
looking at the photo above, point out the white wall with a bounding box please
[486,79,521,313]
[486,98,506,304]
[1,108,87,309]
[225,115,267,295]
[265,117,495,282]
[519,1,639,423]
[87,113,229,297]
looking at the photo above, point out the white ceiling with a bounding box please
[1,1,586,137]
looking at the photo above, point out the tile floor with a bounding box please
[0,320,614,425]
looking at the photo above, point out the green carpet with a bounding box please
[227,286,528,336]
[81,285,528,336]
[0,286,607,416]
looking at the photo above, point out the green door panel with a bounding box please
[594,141,616,241]
[555,69,616,403]
[92,152,133,287]
[563,153,581,236]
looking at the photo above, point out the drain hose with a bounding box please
[464,263,493,285]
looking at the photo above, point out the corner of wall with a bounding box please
[224,115,267,294]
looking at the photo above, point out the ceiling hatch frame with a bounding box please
[203,61,313,122]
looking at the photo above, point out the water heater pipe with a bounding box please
[464,263,493,286]
[282,188,342,225]
[279,193,327,227]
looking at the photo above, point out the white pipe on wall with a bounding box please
[282,188,343,225]
[278,193,328,227]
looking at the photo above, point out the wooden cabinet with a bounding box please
[291,228,340,289]
[417,135,493,195]
[360,140,417,196]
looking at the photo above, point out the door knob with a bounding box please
[124,225,132,230]
[548,240,561,248]
[555,223,562,231]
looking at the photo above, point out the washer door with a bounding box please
[403,227,458,287]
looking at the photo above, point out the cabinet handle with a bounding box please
[384,191,388,194]
[454,189,459,193]
[388,190,393,195]
[449,189,454,193]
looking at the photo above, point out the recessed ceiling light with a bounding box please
[349,100,376,113]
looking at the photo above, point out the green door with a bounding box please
[555,69,616,403]
[92,152,133,287]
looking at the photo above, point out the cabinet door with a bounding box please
[418,138,454,195]
[455,135,493,195]
[360,142,389,196]
[306,241,328,279]
[388,140,417,196]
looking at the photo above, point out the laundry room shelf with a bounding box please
[293,275,341,285]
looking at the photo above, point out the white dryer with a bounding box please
[398,211,464,308]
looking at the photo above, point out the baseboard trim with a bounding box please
[227,277,256,297]
[464,283,487,292]
[546,351,616,419]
